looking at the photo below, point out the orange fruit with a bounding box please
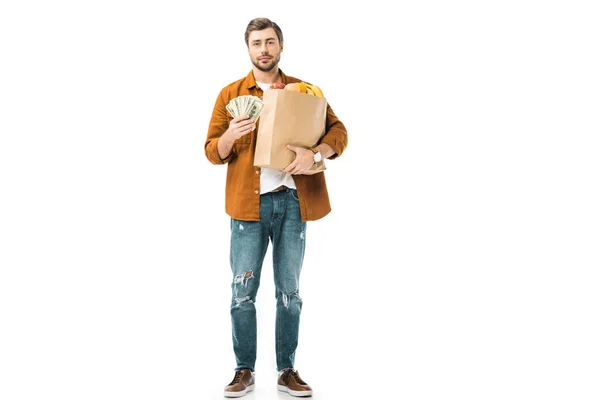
[296,82,308,93]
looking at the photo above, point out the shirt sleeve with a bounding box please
[205,89,235,164]
[319,102,348,160]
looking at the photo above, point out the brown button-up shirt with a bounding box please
[205,69,348,222]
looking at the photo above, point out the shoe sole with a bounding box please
[224,384,255,398]
[277,384,312,397]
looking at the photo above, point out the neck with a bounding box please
[252,66,281,84]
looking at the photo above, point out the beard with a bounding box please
[252,54,280,72]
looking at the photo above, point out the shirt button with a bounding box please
[255,170,259,174]
[255,190,259,194]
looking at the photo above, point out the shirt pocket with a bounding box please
[235,136,251,145]
[234,136,252,153]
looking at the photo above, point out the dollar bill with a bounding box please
[247,100,264,122]
[237,96,245,117]
[226,102,236,118]
[233,98,240,117]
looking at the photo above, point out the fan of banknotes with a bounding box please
[226,95,265,122]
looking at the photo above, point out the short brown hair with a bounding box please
[244,18,283,47]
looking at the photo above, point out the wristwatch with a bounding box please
[310,147,322,164]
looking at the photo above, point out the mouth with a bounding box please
[259,57,271,61]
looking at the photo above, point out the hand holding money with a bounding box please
[224,114,255,141]
[226,95,264,121]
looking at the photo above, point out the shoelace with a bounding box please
[229,370,244,385]
[290,369,307,385]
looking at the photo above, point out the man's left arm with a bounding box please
[318,103,348,160]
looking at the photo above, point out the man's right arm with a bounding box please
[205,90,255,165]
[205,90,234,165]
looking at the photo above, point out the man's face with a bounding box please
[247,28,283,73]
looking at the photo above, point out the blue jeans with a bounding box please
[229,188,306,372]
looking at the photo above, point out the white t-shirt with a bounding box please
[255,81,297,194]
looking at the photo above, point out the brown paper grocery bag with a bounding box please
[254,89,327,174]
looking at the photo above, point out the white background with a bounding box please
[1,1,599,399]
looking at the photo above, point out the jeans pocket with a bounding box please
[290,189,300,201]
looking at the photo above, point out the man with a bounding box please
[205,17,348,398]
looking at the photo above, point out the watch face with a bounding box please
[314,152,322,163]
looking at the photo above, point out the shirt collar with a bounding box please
[245,68,289,89]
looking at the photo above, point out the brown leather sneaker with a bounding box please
[277,368,312,397]
[223,368,255,398]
